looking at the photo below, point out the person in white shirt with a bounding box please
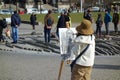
[66,19,95,80]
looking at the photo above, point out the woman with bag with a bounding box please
[65,19,95,80]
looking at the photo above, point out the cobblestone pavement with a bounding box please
[0,23,120,55]
[0,51,120,80]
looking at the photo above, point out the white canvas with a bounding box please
[59,28,77,55]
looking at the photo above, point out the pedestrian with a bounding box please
[11,11,21,43]
[112,10,119,34]
[84,9,93,23]
[104,10,112,38]
[30,12,37,30]
[64,11,70,28]
[67,12,72,28]
[0,18,4,42]
[0,17,7,42]
[65,19,95,80]
[44,10,54,43]
[95,13,103,38]
[56,12,66,38]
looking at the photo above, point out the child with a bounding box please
[96,13,103,39]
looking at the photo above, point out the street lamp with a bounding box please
[80,0,83,12]
[9,0,12,14]
[69,0,71,8]
[39,0,41,14]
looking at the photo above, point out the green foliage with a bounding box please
[70,13,84,23]
[0,14,11,19]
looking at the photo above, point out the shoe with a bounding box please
[11,41,17,44]
[115,32,118,35]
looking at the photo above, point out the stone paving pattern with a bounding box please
[0,23,120,55]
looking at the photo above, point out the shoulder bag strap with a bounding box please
[73,44,90,63]
[72,35,92,64]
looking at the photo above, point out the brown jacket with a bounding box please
[44,13,54,27]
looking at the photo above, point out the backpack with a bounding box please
[1,19,7,28]
[47,18,52,26]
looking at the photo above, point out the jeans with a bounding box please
[56,29,59,38]
[12,26,18,42]
[44,27,51,43]
[105,22,110,35]
[113,23,118,33]
[0,26,4,41]
[96,25,102,36]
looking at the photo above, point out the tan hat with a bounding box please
[76,19,94,35]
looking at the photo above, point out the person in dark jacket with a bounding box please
[11,11,21,43]
[30,13,37,30]
[84,9,93,23]
[95,13,103,38]
[0,18,4,42]
[56,12,66,38]
[112,11,119,34]
[64,11,70,27]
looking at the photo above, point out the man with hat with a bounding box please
[65,19,95,80]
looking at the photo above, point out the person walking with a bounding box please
[11,11,21,43]
[104,10,112,37]
[30,12,37,30]
[112,11,119,34]
[64,19,95,80]
[44,10,54,43]
[95,13,103,38]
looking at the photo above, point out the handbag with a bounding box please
[70,44,90,72]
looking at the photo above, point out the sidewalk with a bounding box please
[0,51,120,80]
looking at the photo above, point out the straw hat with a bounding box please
[76,19,94,35]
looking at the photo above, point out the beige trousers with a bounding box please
[71,64,92,80]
